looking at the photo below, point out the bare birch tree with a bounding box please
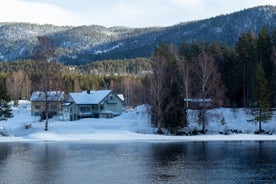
[177,56,190,109]
[146,44,187,134]
[191,50,225,133]
[149,53,170,133]
[6,70,31,102]
[35,36,56,131]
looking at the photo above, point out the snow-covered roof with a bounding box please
[69,90,112,105]
[117,94,124,102]
[62,102,72,106]
[30,91,64,102]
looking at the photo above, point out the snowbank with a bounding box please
[187,108,276,134]
[0,101,276,142]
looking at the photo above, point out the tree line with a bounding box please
[0,58,146,107]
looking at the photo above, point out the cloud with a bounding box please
[0,0,83,26]
[1,0,276,27]
[164,0,276,23]
[78,0,168,27]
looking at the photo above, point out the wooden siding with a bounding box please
[31,101,62,116]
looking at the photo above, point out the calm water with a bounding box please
[0,141,276,184]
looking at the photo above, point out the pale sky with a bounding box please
[0,0,276,27]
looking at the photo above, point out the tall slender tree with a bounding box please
[177,56,190,109]
[149,47,169,133]
[271,47,276,106]
[257,27,272,82]
[235,32,257,107]
[191,50,225,133]
[35,36,56,131]
[220,43,243,107]
[252,63,272,133]
[148,44,186,134]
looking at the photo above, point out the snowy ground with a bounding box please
[1,101,276,142]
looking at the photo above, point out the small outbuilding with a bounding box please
[184,98,213,109]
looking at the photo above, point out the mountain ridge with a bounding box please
[1,5,276,64]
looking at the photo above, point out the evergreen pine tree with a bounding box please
[252,63,272,133]
[257,27,272,82]
[0,76,13,120]
[272,27,276,49]
[0,77,9,102]
[220,43,243,107]
[148,44,187,134]
[235,32,257,107]
[271,47,276,106]
[0,100,13,120]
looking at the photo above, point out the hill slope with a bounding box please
[0,5,276,64]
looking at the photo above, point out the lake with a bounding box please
[0,141,276,184]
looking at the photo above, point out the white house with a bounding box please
[61,90,124,121]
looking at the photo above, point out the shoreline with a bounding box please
[1,132,276,143]
[1,101,276,143]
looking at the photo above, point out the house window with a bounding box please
[63,107,68,113]
[51,104,57,110]
[35,105,40,110]
[80,106,90,113]
[109,95,113,101]
[100,105,104,110]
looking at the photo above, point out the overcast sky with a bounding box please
[1,0,276,27]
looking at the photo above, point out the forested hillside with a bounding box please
[0,22,161,63]
[0,6,276,64]
[1,26,276,109]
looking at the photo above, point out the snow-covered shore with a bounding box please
[1,101,276,142]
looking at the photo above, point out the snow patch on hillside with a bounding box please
[94,43,123,54]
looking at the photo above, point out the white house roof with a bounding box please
[117,94,124,102]
[69,90,112,105]
[30,91,64,101]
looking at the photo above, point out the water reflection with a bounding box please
[148,143,186,182]
[31,143,66,184]
[0,141,276,184]
[0,143,11,161]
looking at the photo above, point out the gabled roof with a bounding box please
[30,91,64,102]
[69,90,112,105]
[117,94,125,102]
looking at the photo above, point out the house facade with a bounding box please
[61,90,124,121]
[30,91,64,116]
